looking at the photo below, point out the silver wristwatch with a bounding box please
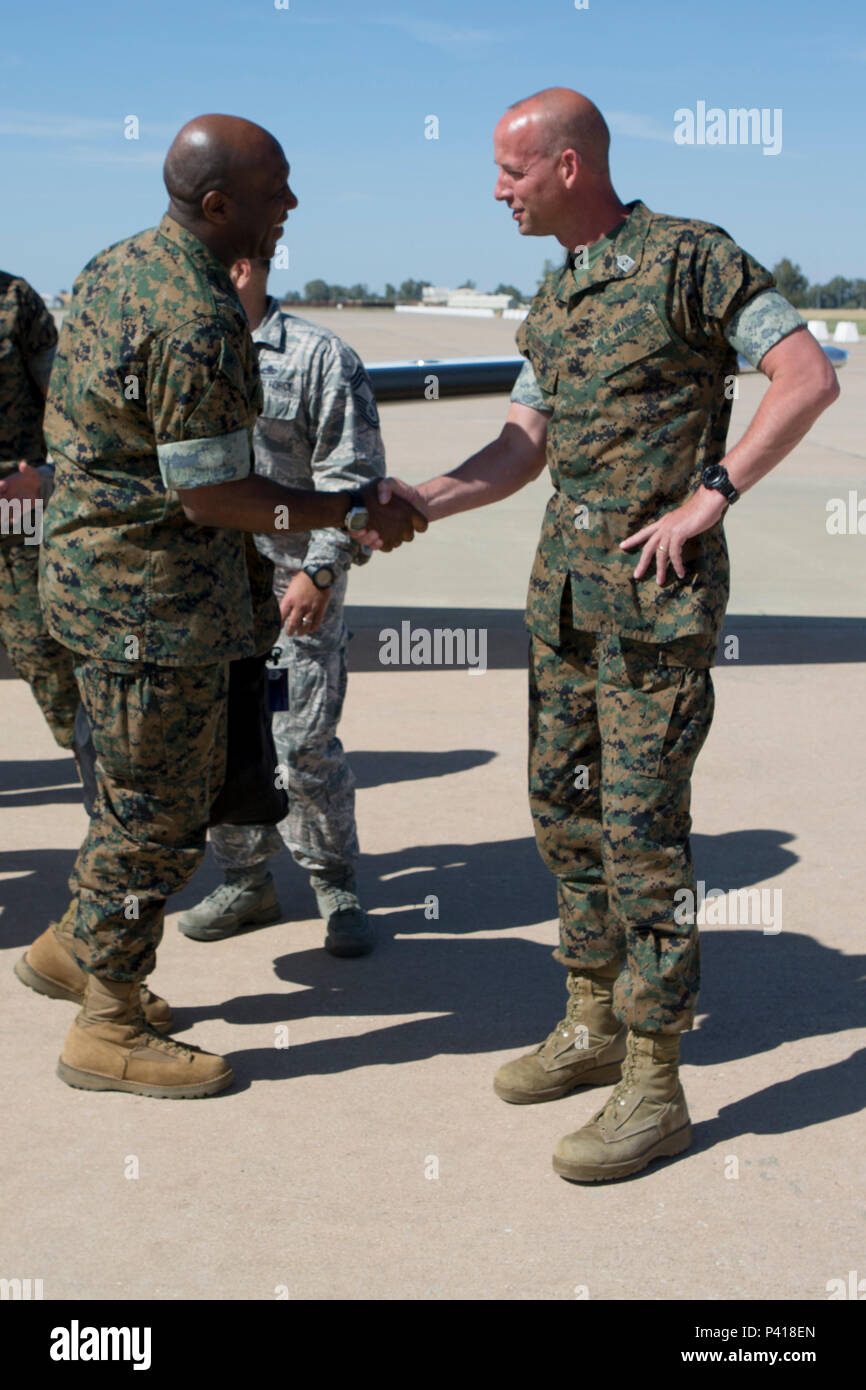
[343,489,369,535]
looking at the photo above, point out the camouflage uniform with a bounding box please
[0,272,78,748]
[211,297,385,880]
[39,215,280,981]
[512,200,804,1031]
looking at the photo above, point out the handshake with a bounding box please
[352,478,430,553]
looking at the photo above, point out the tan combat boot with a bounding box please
[493,964,627,1104]
[57,975,233,1099]
[14,905,172,1033]
[552,1029,692,1182]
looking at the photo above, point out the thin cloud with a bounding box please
[64,146,165,167]
[607,110,672,143]
[0,111,177,141]
[372,17,505,48]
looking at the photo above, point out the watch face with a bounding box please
[702,465,724,487]
[306,565,334,589]
[346,506,369,533]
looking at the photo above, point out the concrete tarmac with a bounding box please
[1,313,864,1301]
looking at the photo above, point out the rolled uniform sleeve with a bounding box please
[510,358,554,414]
[302,340,386,573]
[150,319,254,490]
[724,288,806,367]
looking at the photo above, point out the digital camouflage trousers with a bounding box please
[67,657,228,980]
[528,620,716,1033]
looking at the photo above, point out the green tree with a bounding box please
[808,277,853,310]
[494,282,525,308]
[537,257,562,288]
[826,276,854,308]
[458,278,477,289]
[398,278,431,301]
[347,283,370,301]
[771,259,809,305]
[848,280,866,309]
[383,283,397,301]
[304,279,331,302]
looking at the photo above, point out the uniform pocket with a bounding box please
[261,375,301,422]
[606,636,715,782]
[621,669,685,780]
[74,663,169,789]
[594,305,678,379]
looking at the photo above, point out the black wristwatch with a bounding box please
[343,488,369,535]
[302,563,335,591]
[701,463,739,505]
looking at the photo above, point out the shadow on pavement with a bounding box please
[207,920,863,1146]
[349,748,495,789]
[344,610,866,670]
[0,754,82,807]
[174,821,863,1153]
[0,847,80,946]
[1,816,860,1143]
[691,1050,866,1150]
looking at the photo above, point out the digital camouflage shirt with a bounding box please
[0,270,57,501]
[513,200,792,648]
[39,215,279,665]
[251,296,385,573]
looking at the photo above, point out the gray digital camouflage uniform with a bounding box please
[210,297,385,880]
[511,201,804,1032]
[0,272,78,748]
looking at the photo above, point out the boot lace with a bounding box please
[542,976,589,1049]
[317,887,360,916]
[203,878,264,912]
[596,1044,640,1121]
[138,1026,193,1058]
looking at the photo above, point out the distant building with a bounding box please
[421,286,514,312]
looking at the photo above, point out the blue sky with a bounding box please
[2,0,864,296]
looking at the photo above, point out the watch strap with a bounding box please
[703,465,739,505]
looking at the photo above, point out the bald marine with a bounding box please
[163,113,297,267]
[493,86,627,248]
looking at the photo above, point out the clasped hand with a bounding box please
[0,460,43,503]
[353,479,428,551]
